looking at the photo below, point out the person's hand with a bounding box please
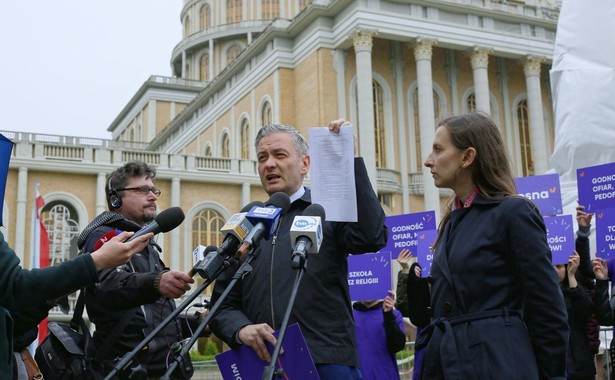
[413,264,422,278]
[576,203,594,227]
[238,323,278,361]
[328,118,358,157]
[593,257,609,280]
[157,271,194,298]
[397,249,412,272]
[567,251,580,277]
[383,290,396,312]
[90,231,153,271]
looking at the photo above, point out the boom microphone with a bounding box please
[236,192,291,260]
[124,207,185,243]
[290,203,325,259]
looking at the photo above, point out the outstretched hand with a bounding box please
[91,231,153,270]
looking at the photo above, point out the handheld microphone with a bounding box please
[190,201,265,280]
[124,207,185,243]
[236,192,291,260]
[187,245,218,277]
[94,229,121,251]
[290,203,325,259]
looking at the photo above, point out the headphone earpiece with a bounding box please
[107,176,122,209]
[110,196,121,209]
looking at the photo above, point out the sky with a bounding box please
[0,1,183,139]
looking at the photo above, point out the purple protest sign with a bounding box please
[381,211,437,258]
[544,215,575,265]
[416,230,438,277]
[515,173,563,216]
[347,251,392,301]
[577,162,615,212]
[596,208,615,260]
[215,323,319,380]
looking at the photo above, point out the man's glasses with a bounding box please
[116,185,161,196]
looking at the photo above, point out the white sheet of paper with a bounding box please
[308,125,357,222]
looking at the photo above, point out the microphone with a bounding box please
[290,203,325,259]
[236,192,291,260]
[187,245,218,278]
[190,201,265,280]
[94,229,121,251]
[124,207,185,243]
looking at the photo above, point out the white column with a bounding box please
[181,50,187,79]
[470,47,491,114]
[96,172,107,215]
[171,177,181,270]
[332,49,347,120]
[351,29,378,191]
[414,39,440,216]
[392,42,410,213]
[241,183,251,208]
[523,56,549,174]
[15,167,28,261]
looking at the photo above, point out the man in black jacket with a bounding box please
[79,161,195,378]
[209,121,388,380]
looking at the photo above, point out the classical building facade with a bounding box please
[2,0,560,316]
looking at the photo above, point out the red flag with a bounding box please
[31,182,50,347]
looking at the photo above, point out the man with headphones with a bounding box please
[76,160,196,378]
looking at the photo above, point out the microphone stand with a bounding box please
[103,258,237,380]
[261,250,309,380]
[161,248,258,379]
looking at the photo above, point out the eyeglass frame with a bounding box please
[116,185,162,196]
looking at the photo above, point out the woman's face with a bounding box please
[554,264,566,284]
[424,126,468,190]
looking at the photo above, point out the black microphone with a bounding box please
[191,201,265,280]
[124,207,185,242]
[291,203,326,258]
[187,245,218,278]
[236,192,291,260]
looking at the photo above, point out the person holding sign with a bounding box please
[554,251,596,380]
[352,290,406,380]
[412,112,568,379]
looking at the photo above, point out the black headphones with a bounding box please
[107,176,122,209]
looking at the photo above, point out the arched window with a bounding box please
[240,119,250,159]
[226,0,242,24]
[221,133,230,158]
[200,53,209,81]
[192,208,226,249]
[200,4,211,30]
[261,102,272,126]
[41,203,80,265]
[184,15,191,37]
[262,0,280,19]
[185,61,191,80]
[204,145,212,157]
[517,100,534,176]
[412,88,441,172]
[226,45,242,65]
[466,93,476,113]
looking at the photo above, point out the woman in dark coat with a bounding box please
[409,112,568,380]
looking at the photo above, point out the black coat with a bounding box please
[409,195,568,380]
[81,216,185,375]
[209,158,388,367]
